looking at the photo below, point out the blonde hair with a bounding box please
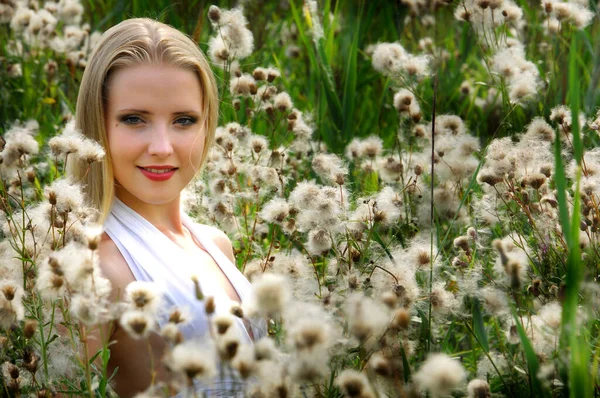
[70,18,218,223]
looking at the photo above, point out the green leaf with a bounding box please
[371,228,394,264]
[512,310,548,397]
[472,300,489,352]
[341,8,360,143]
[363,170,379,194]
[553,121,571,247]
[399,343,411,383]
[316,38,344,134]
[570,335,592,398]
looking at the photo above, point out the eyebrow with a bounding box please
[116,109,200,115]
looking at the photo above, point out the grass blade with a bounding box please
[512,310,548,397]
[341,6,360,143]
[472,299,489,352]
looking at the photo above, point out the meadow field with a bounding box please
[1,0,600,396]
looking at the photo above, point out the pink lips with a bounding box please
[137,166,177,182]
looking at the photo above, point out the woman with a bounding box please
[69,18,262,397]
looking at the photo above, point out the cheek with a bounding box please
[108,130,138,165]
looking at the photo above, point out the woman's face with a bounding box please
[105,64,205,209]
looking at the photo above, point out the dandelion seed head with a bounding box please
[360,136,384,158]
[216,327,241,361]
[402,53,431,78]
[307,228,333,254]
[509,72,539,104]
[538,301,562,329]
[502,2,523,21]
[250,273,291,317]
[393,88,416,114]
[229,73,256,96]
[212,314,235,335]
[288,317,330,351]
[44,178,85,214]
[345,138,362,160]
[9,6,33,33]
[377,156,404,183]
[429,282,459,314]
[289,181,321,210]
[391,307,411,330]
[160,323,184,345]
[231,344,256,379]
[254,336,279,361]
[336,369,376,398]
[289,349,330,383]
[70,294,108,326]
[208,7,253,66]
[259,198,290,224]
[312,153,348,183]
[413,353,466,397]
[525,117,554,141]
[0,124,39,168]
[125,281,162,315]
[58,0,84,25]
[273,92,293,112]
[169,340,217,381]
[371,42,406,76]
[346,294,389,345]
[120,310,155,340]
[467,379,491,398]
[479,287,508,316]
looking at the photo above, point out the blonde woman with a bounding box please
[70,18,262,397]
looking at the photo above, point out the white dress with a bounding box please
[104,197,265,396]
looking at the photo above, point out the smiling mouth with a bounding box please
[139,167,177,174]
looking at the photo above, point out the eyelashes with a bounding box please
[120,115,143,124]
[175,116,197,126]
[118,115,198,126]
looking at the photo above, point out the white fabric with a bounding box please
[103,197,266,396]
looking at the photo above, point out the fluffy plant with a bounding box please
[1,0,600,397]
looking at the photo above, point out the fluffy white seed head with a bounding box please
[168,340,217,381]
[413,353,467,397]
[125,281,163,316]
[249,273,291,317]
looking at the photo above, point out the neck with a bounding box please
[114,189,185,236]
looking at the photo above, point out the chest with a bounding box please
[176,236,241,305]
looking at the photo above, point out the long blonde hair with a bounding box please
[70,18,218,223]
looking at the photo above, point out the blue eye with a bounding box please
[121,115,144,124]
[175,116,197,126]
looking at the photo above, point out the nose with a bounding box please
[147,124,173,157]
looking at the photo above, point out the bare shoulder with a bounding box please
[98,233,135,297]
[199,224,235,264]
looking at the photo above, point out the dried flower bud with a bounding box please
[1,284,17,301]
[453,236,470,253]
[370,353,392,377]
[252,67,266,81]
[205,296,216,315]
[23,320,38,339]
[380,291,398,309]
[527,279,542,297]
[492,239,509,266]
[391,308,411,330]
[213,315,234,335]
[208,6,221,23]
[7,363,19,379]
[191,275,204,300]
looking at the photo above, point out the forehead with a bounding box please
[106,64,203,110]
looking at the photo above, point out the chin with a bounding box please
[116,188,182,207]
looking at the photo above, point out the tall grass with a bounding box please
[2,0,600,397]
